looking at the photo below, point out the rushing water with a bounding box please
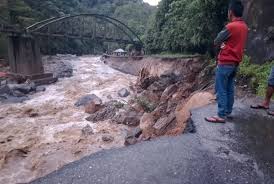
[0,55,136,184]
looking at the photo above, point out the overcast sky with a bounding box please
[143,0,160,6]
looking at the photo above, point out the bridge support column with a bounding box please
[8,35,44,76]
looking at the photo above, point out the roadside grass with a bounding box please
[151,52,201,59]
[238,55,274,96]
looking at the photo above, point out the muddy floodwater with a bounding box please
[0,56,136,184]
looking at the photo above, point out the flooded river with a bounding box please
[0,55,136,184]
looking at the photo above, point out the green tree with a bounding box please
[145,0,229,54]
[8,0,35,26]
[114,2,155,36]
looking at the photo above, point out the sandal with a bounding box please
[267,111,274,116]
[205,116,226,123]
[250,104,269,110]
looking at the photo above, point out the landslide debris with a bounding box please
[108,57,216,144]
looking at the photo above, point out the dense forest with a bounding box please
[144,0,229,55]
[0,0,155,56]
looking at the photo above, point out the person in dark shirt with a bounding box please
[250,67,274,116]
[205,0,248,123]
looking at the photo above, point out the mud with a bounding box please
[0,56,136,184]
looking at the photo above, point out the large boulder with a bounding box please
[118,88,130,97]
[8,83,36,94]
[174,92,215,135]
[114,110,142,126]
[147,74,179,92]
[153,114,176,136]
[75,94,102,107]
[85,102,103,114]
[160,84,178,101]
[136,67,158,90]
[86,101,118,122]
[139,113,156,139]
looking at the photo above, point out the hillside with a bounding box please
[144,0,229,55]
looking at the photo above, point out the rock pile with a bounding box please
[119,59,216,141]
[0,81,43,103]
[80,57,216,145]
[84,99,122,123]
[75,94,102,107]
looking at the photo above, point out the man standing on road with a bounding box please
[205,0,248,123]
[250,67,274,116]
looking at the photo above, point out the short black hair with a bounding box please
[229,0,244,17]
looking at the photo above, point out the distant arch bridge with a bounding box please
[0,14,143,79]
[26,14,143,46]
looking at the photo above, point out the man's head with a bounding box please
[228,0,244,21]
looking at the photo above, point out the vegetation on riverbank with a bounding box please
[151,52,201,59]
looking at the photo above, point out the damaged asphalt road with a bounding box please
[31,99,274,184]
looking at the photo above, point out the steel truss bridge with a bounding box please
[0,14,143,78]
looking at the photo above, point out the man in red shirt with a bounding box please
[206,0,248,123]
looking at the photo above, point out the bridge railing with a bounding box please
[25,14,143,46]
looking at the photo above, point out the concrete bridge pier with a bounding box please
[7,35,57,85]
[8,35,44,75]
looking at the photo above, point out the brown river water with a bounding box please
[0,55,136,184]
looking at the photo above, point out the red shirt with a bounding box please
[0,72,7,78]
[218,18,248,65]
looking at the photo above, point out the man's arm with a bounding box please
[214,28,231,46]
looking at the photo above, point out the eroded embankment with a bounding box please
[104,55,208,77]
[103,55,216,139]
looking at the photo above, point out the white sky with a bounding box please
[143,0,160,6]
